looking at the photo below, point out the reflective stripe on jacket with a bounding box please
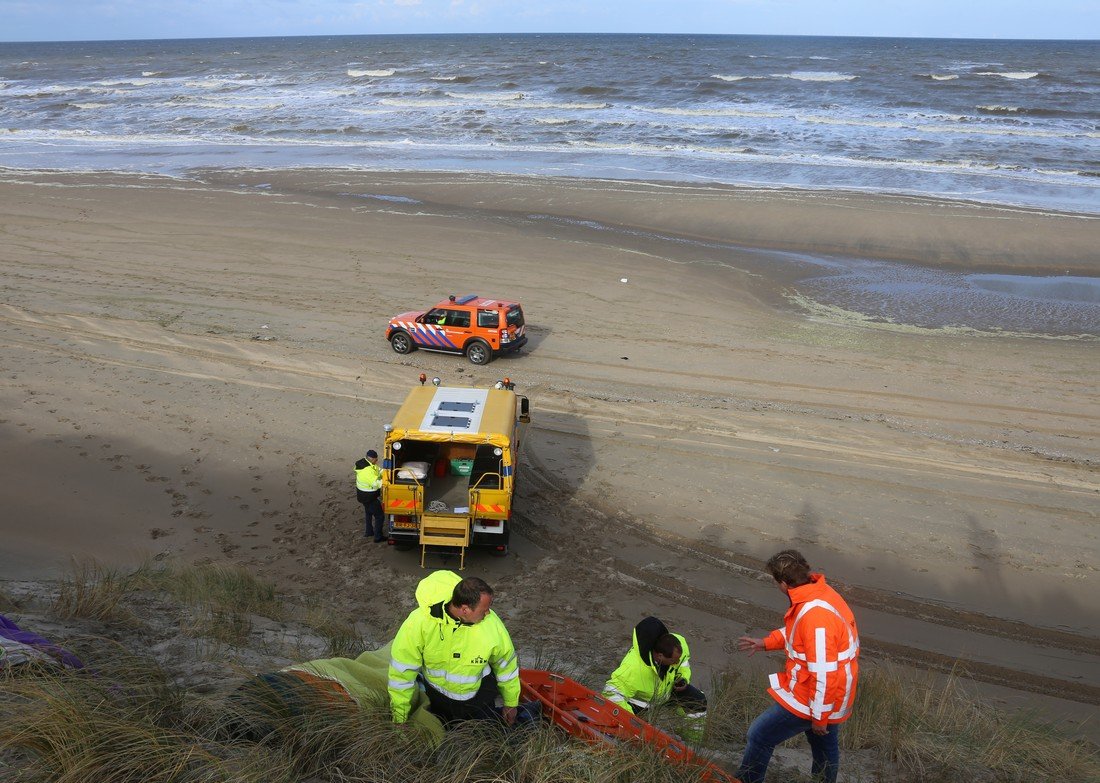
[355,460,382,492]
[387,570,520,723]
[602,620,691,714]
[764,573,859,727]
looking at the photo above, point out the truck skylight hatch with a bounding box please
[438,401,477,413]
[431,415,472,428]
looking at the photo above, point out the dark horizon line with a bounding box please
[2,30,1098,46]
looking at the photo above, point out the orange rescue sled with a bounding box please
[520,668,738,783]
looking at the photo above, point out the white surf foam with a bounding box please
[348,69,395,78]
[378,97,462,108]
[520,101,609,110]
[444,90,525,102]
[776,71,858,82]
[976,71,1039,80]
[926,74,959,80]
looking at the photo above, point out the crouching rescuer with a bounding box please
[602,616,707,740]
[388,571,520,726]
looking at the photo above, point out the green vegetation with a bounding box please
[299,602,366,660]
[140,561,283,646]
[51,559,140,626]
[2,562,1096,783]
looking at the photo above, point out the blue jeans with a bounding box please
[737,702,840,783]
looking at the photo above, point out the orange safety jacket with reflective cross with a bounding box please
[762,573,859,729]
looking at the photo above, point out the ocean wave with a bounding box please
[141,71,168,77]
[378,97,462,108]
[93,78,158,87]
[775,71,858,82]
[921,73,960,81]
[520,101,609,110]
[976,104,1076,118]
[183,79,240,90]
[444,90,525,102]
[534,117,574,125]
[430,75,476,83]
[647,106,785,119]
[348,68,395,78]
[975,71,1040,80]
[711,74,764,82]
[69,102,109,110]
[552,84,620,96]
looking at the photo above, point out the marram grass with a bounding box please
[7,562,1098,783]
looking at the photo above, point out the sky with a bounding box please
[0,0,1097,43]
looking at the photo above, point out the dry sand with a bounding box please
[1,169,1097,739]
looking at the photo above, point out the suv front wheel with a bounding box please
[390,330,415,355]
[465,339,492,365]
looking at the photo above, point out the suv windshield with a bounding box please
[505,305,524,327]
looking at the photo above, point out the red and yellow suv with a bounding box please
[386,295,527,365]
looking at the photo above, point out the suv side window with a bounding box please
[477,309,499,329]
[447,309,471,328]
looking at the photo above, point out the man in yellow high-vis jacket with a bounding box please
[354,449,384,542]
[388,571,520,727]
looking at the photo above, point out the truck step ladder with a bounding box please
[419,514,471,569]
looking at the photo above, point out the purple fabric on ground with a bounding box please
[0,613,85,669]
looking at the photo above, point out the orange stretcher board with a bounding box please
[519,668,739,783]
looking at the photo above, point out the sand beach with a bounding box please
[1,168,1097,738]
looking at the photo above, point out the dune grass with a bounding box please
[842,662,1099,783]
[704,661,1099,783]
[138,561,282,646]
[9,563,1097,783]
[50,559,139,626]
[298,602,366,660]
[1,646,711,783]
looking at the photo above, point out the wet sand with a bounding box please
[1,169,1097,738]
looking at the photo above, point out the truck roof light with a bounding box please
[432,377,441,387]
[419,373,426,385]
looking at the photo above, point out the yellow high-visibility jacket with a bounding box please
[603,617,691,713]
[388,570,520,723]
[355,459,382,492]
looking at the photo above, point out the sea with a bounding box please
[1,33,1098,334]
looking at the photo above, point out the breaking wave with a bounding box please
[348,68,395,78]
[776,71,858,82]
[975,71,1040,80]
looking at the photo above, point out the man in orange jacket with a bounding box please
[736,550,859,783]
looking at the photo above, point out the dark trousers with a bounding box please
[632,683,708,715]
[737,702,841,783]
[422,674,501,727]
[357,490,384,540]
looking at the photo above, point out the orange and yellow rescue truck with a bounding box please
[382,376,530,564]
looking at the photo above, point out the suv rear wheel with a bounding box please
[465,339,492,365]
[390,330,415,355]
